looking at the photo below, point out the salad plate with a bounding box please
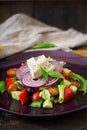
[0,50,87,117]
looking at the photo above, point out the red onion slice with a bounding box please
[44,78,59,87]
[21,73,58,88]
[50,60,63,73]
[16,65,30,80]
[21,73,46,88]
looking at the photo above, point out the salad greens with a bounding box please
[69,73,87,94]
[38,67,64,81]
[0,81,6,93]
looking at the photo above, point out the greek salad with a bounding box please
[0,55,87,108]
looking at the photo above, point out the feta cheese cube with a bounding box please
[27,57,40,79]
[27,55,54,79]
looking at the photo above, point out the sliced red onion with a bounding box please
[44,78,59,87]
[16,65,30,80]
[50,60,63,72]
[16,59,63,88]
[21,73,46,88]
[21,73,59,88]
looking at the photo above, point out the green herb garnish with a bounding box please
[48,71,64,79]
[38,68,63,81]
[38,68,49,81]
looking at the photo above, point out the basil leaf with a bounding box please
[48,71,64,79]
[32,43,56,49]
[38,68,49,81]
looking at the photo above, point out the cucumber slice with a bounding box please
[63,79,71,86]
[43,99,53,108]
[16,81,25,90]
[40,89,51,100]
[11,91,21,100]
[63,68,71,74]
[30,99,43,108]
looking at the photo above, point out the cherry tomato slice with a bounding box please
[6,68,17,77]
[32,91,41,101]
[64,87,74,103]
[5,78,18,94]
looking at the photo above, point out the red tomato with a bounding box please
[61,70,66,77]
[5,78,18,94]
[64,87,74,103]
[61,70,72,81]
[6,68,17,77]
[19,88,28,105]
[32,91,41,101]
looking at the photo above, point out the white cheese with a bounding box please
[27,55,54,79]
[27,57,40,79]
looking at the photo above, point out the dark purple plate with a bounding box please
[0,50,87,117]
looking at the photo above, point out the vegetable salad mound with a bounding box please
[0,55,87,109]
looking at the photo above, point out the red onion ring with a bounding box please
[50,60,63,73]
[21,73,46,88]
[44,78,59,87]
[16,65,29,80]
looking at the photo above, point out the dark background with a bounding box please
[0,0,87,33]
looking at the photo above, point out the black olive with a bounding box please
[64,63,71,69]
[27,87,35,96]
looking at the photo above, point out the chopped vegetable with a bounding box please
[0,81,6,93]
[30,99,43,108]
[5,78,18,94]
[64,87,74,103]
[47,86,59,96]
[58,85,65,103]
[43,99,53,108]
[11,91,21,100]
[6,68,17,77]
[32,91,41,101]
[19,88,28,104]
[69,73,87,94]
[63,79,71,86]
[16,80,25,90]
[40,89,51,100]
[70,85,77,94]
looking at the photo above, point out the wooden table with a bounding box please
[73,45,87,57]
[0,46,87,130]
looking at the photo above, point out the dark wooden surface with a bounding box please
[0,0,87,33]
[0,108,87,130]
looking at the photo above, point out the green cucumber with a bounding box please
[0,81,6,93]
[63,68,71,74]
[43,99,53,108]
[11,91,21,100]
[30,99,43,108]
[63,79,71,86]
[16,80,25,90]
[40,89,51,100]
